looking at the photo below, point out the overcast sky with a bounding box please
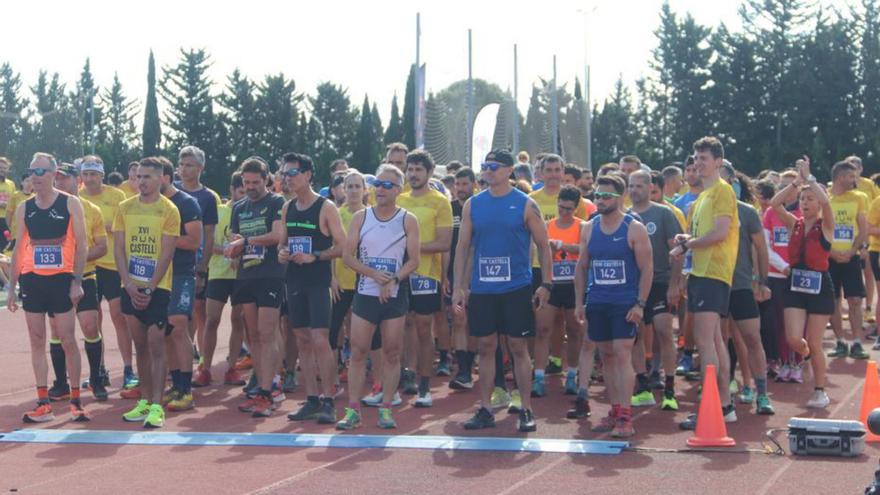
[3,0,853,123]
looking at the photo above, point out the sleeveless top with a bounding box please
[21,192,76,276]
[357,207,408,297]
[285,196,332,289]
[789,218,831,272]
[586,214,640,307]
[547,218,582,283]
[470,188,532,294]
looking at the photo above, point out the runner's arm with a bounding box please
[453,200,473,293]
[631,222,653,303]
[319,202,346,260]
[150,234,178,290]
[87,235,107,263]
[751,229,769,282]
[560,221,586,255]
[526,198,553,285]
[176,220,202,251]
[7,201,25,289]
[573,220,592,312]
[769,182,799,230]
[199,224,215,272]
[422,226,452,254]
[398,212,421,280]
[764,229,789,273]
[68,196,88,279]
[341,210,372,277]
[113,230,129,286]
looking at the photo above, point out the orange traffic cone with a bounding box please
[687,364,736,447]
[859,360,880,442]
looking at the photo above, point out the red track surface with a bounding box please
[0,303,876,494]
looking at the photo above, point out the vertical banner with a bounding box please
[415,63,427,149]
[471,103,500,168]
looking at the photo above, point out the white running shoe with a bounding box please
[806,389,830,409]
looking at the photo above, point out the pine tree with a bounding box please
[401,65,416,150]
[592,76,638,165]
[384,93,402,145]
[254,73,300,167]
[371,102,384,158]
[159,48,217,161]
[142,50,161,156]
[97,73,139,171]
[218,69,258,166]
[74,58,103,155]
[353,95,378,171]
[0,62,28,168]
[309,81,358,184]
[31,71,82,160]
[424,93,451,165]
[857,0,880,170]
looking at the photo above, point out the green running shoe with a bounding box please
[144,404,165,428]
[850,342,871,360]
[631,390,656,407]
[660,394,679,411]
[377,407,396,429]
[490,387,510,410]
[756,394,776,415]
[738,386,755,405]
[827,341,848,358]
[122,399,151,422]
[729,380,739,394]
[336,407,362,430]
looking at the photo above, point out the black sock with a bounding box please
[307,395,320,405]
[455,350,468,375]
[418,376,430,395]
[728,339,737,382]
[180,371,193,394]
[49,342,67,386]
[665,375,675,396]
[465,351,475,375]
[494,345,506,389]
[439,350,449,364]
[170,369,181,391]
[84,339,103,383]
[636,373,649,393]
[124,364,134,375]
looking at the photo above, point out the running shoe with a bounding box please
[238,397,257,413]
[518,409,537,432]
[70,401,90,422]
[224,368,247,386]
[675,354,694,375]
[161,388,179,406]
[23,402,54,423]
[611,417,635,438]
[490,387,511,410]
[850,342,871,360]
[591,412,617,433]
[167,393,194,412]
[648,371,664,391]
[449,373,474,390]
[723,404,737,423]
[288,398,322,421]
[251,394,274,418]
[789,365,804,384]
[660,394,679,411]
[806,389,830,409]
[564,373,578,395]
[234,354,253,371]
[756,394,775,415]
[123,400,151,422]
[144,404,165,428]
[191,366,211,388]
[377,407,397,429]
[400,369,418,395]
[827,341,848,358]
[362,390,403,407]
[282,370,297,393]
[738,386,755,404]
[531,376,546,398]
[316,399,336,424]
[91,380,108,402]
[873,340,880,351]
[123,370,139,390]
[566,397,591,419]
[508,390,523,414]
[545,357,563,376]
[336,407,362,430]
[631,390,656,407]
[242,372,259,395]
[775,364,792,383]
[684,370,702,382]
[48,381,70,402]
[436,360,451,377]
[463,407,496,430]
[868,312,877,325]
[679,413,698,431]
[729,380,739,394]
[271,388,286,404]
[414,391,433,408]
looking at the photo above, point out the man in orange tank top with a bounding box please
[8,152,89,423]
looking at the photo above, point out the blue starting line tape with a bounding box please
[0,429,627,455]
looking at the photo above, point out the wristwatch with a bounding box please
[313,249,322,260]
[143,287,153,296]
[637,299,647,309]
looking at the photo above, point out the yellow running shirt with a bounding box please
[0,178,17,218]
[398,188,453,283]
[335,204,362,290]
[118,181,138,198]
[81,197,106,279]
[857,177,878,203]
[81,185,127,271]
[829,189,868,252]
[868,196,880,253]
[113,195,181,290]
[688,179,739,285]
[208,202,235,281]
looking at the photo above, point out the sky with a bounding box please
[1,0,853,124]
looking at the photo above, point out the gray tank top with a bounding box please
[357,207,408,297]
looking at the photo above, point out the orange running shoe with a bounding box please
[224,368,247,386]
[120,385,142,400]
[251,394,274,418]
[23,402,55,423]
[192,366,211,388]
[70,401,90,422]
[238,396,257,413]
[234,355,253,371]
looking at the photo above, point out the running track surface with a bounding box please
[0,302,876,495]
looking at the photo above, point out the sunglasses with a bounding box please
[481,161,512,171]
[28,168,52,177]
[594,191,621,200]
[370,179,400,190]
[282,169,301,177]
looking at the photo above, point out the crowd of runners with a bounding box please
[2,135,875,438]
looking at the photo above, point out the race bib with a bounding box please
[682,250,693,274]
[243,244,265,261]
[128,256,156,283]
[410,274,438,295]
[288,236,312,255]
[593,259,626,285]
[833,225,854,243]
[790,268,822,295]
[479,256,511,282]
[552,260,577,282]
[365,256,397,274]
[773,226,789,247]
[34,245,62,269]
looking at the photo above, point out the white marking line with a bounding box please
[494,407,653,495]
[755,378,865,495]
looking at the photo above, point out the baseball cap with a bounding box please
[81,161,105,175]
[484,149,514,167]
[57,164,80,177]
